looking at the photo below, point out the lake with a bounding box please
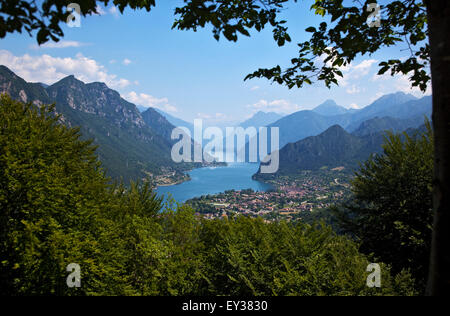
[156,163,273,203]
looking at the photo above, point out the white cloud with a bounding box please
[94,4,118,17]
[197,113,212,120]
[346,84,361,95]
[352,59,378,75]
[95,5,107,15]
[247,99,300,114]
[124,91,178,113]
[215,113,226,119]
[340,59,378,87]
[250,85,260,91]
[368,92,385,104]
[394,75,432,97]
[109,6,119,17]
[315,51,378,87]
[122,58,132,66]
[0,49,132,89]
[371,71,391,82]
[195,112,234,124]
[372,72,432,97]
[30,40,89,50]
[109,59,117,64]
[348,103,361,109]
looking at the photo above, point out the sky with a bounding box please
[0,0,431,126]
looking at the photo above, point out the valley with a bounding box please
[0,65,212,184]
[0,65,432,202]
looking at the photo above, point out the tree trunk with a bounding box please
[426,0,450,296]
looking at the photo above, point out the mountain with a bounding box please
[255,116,430,178]
[136,105,148,113]
[255,125,386,178]
[0,65,197,182]
[351,115,427,137]
[376,96,432,119]
[46,75,147,128]
[345,93,431,131]
[0,65,53,105]
[154,108,194,135]
[239,109,338,163]
[352,92,417,120]
[240,111,283,128]
[267,92,431,148]
[141,107,177,141]
[268,110,344,148]
[312,100,348,116]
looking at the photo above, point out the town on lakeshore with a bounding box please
[186,168,352,222]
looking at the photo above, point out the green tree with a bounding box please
[334,123,433,291]
[0,93,110,295]
[0,94,169,295]
[198,215,416,296]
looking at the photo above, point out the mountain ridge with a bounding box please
[0,65,199,182]
[255,124,385,178]
[267,92,431,148]
[240,111,283,128]
[312,99,348,116]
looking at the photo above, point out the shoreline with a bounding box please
[156,176,191,187]
[155,161,227,188]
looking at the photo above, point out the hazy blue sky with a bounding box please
[0,0,430,125]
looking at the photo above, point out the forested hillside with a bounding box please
[0,65,198,182]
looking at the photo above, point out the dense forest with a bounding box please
[1,94,433,295]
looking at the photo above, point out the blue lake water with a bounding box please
[156,163,273,203]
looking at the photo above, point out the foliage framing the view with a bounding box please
[173,0,430,92]
[334,122,433,291]
[0,1,430,91]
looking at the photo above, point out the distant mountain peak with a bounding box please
[321,99,338,106]
[386,91,414,97]
[87,81,109,89]
[52,74,84,87]
[62,74,76,80]
[313,99,348,116]
[313,124,349,140]
[154,108,194,135]
[358,92,419,119]
[240,111,283,128]
[374,91,417,103]
[253,110,277,116]
[325,124,346,133]
[254,110,279,116]
[0,64,15,75]
[256,122,383,177]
